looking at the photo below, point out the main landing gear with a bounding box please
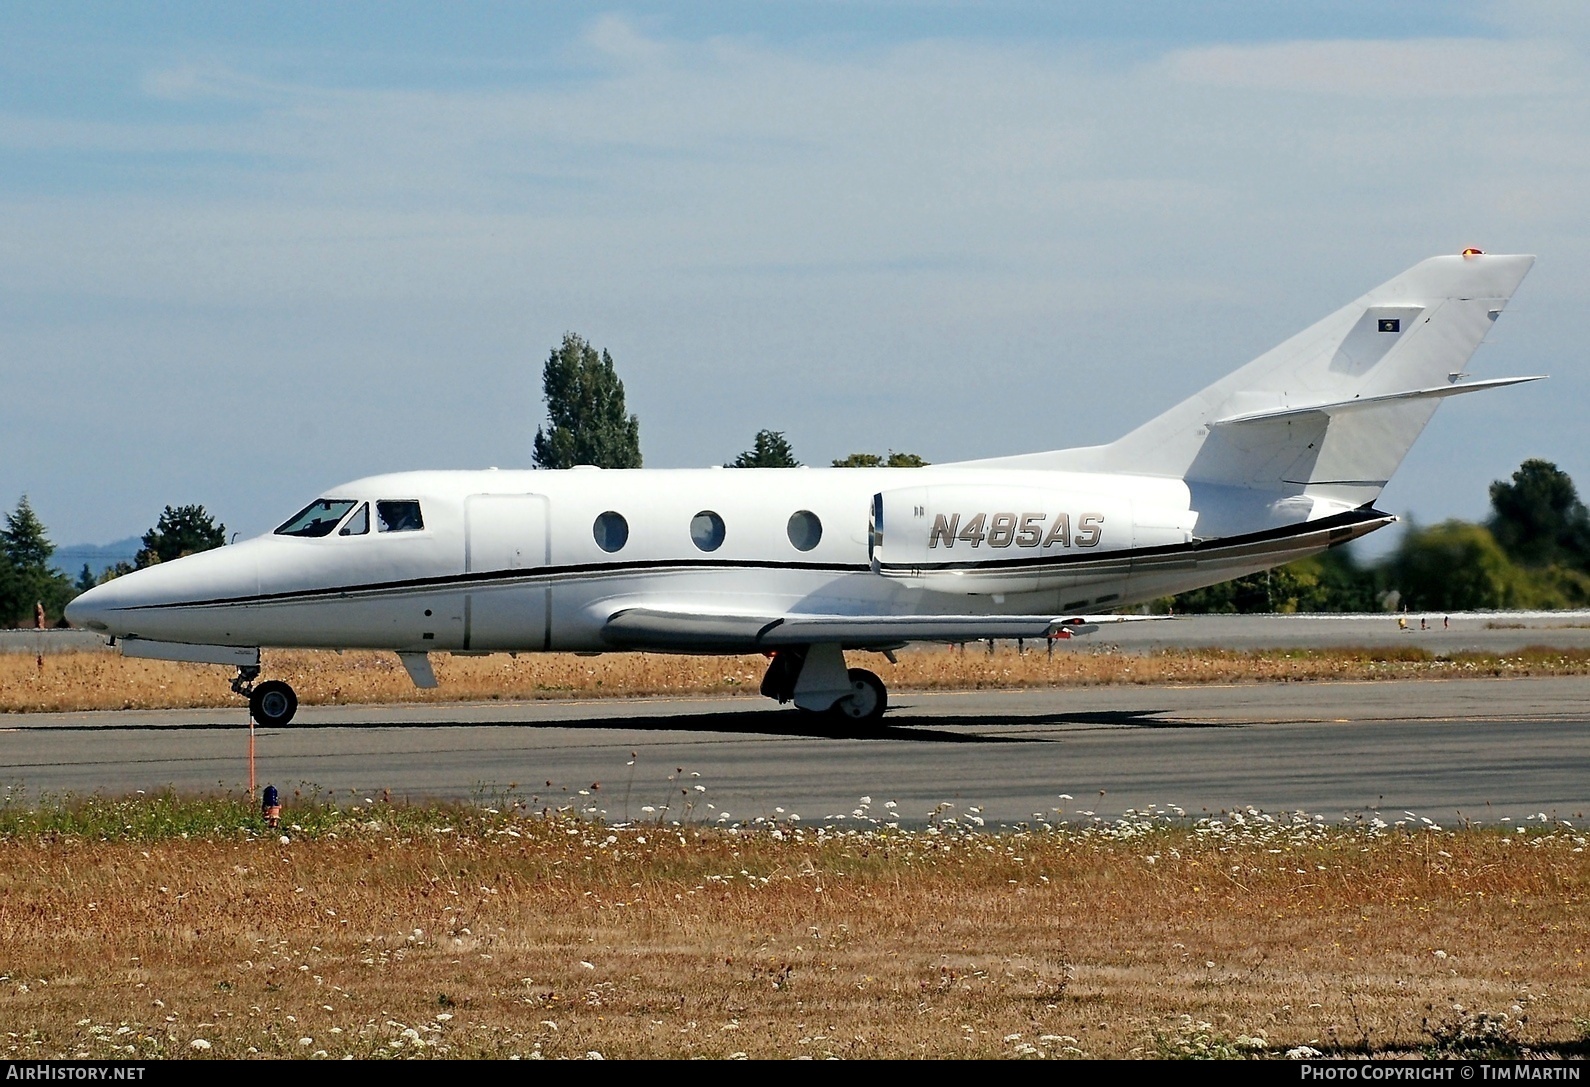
[232,665,299,727]
[832,668,887,723]
[760,643,889,729]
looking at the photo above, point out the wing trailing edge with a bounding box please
[599,609,1154,652]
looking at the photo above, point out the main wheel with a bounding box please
[831,668,887,725]
[249,680,299,727]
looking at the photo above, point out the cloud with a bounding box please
[0,16,1587,539]
[1164,37,1576,97]
[140,62,280,103]
[583,12,678,67]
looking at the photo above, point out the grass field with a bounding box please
[1,796,1586,1060]
[6,648,1588,1059]
[3,644,1589,714]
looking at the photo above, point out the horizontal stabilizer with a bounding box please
[1210,376,1545,427]
[601,608,1155,652]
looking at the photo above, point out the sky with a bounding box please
[3,1,1588,548]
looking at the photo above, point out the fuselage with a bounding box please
[54,253,1530,728]
[65,465,1387,655]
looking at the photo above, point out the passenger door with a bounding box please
[463,493,551,651]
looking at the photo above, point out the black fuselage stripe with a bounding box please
[879,506,1389,574]
[119,507,1390,612]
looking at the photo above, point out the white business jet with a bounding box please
[66,251,1539,729]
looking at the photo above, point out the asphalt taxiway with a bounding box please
[4,675,1586,825]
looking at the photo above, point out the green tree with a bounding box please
[1511,563,1590,609]
[0,495,73,625]
[136,504,227,568]
[729,430,800,468]
[0,552,16,625]
[532,333,642,469]
[1487,459,1590,569]
[75,564,98,593]
[1305,547,1384,612]
[832,451,929,467]
[1387,520,1519,611]
[1166,568,1305,614]
[97,561,135,585]
[2,495,53,571]
[1166,547,1381,614]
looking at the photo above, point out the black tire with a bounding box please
[831,668,887,725]
[250,680,298,727]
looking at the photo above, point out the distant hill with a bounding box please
[51,537,142,580]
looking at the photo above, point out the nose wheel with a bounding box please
[249,681,299,727]
[231,666,299,727]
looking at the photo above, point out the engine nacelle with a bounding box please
[871,484,1196,595]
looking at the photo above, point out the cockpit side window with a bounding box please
[377,500,425,533]
[338,503,370,536]
[275,499,357,538]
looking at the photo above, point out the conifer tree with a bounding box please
[0,496,71,625]
[728,430,800,468]
[532,334,642,469]
[1,496,53,571]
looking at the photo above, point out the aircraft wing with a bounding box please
[600,608,1158,652]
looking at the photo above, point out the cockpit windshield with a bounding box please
[275,499,358,538]
[339,503,370,536]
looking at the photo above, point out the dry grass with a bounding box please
[3,645,1590,714]
[1,800,1587,1059]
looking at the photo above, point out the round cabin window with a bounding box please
[787,510,822,552]
[592,511,629,553]
[690,510,726,552]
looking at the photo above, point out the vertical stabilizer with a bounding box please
[955,253,1536,510]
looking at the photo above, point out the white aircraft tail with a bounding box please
[962,252,1539,510]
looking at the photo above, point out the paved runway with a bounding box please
[4,676,1587,826]
[1093,610,1590,653]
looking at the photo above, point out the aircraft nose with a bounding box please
[64,581,115,632]
[63,542,263,639]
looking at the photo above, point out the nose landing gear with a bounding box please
[232,665,299,727]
